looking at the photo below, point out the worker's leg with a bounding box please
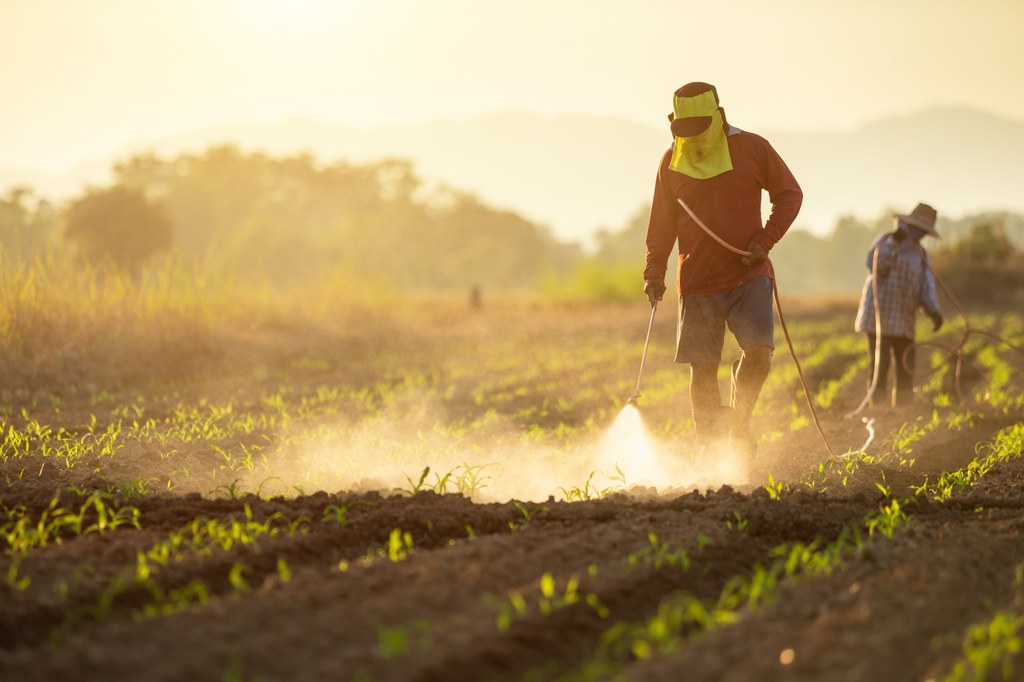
[865,333,877,398]
[725,277,775,461]
[690,363,726,448]
[729,345,771,461]
[676,294,727,451]
[733,345,772,425]
[867,333,894,407]
[892,336,916,406]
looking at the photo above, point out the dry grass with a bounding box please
[0,250,588,404]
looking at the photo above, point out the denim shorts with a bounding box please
[675,276,775,365]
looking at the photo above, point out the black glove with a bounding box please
[740,242,769,268]
[643,280,666,307]
[928,310,944,332]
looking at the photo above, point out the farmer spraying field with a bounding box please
[642,82,803,465]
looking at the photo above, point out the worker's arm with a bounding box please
[643,154,679,285]
[747,140,802,254]
[920,254,943,330]
[866,234,898,278]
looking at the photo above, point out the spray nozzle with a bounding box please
[626,391,640,407]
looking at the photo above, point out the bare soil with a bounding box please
[1,302,1023,682]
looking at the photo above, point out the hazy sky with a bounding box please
[2,0,1023,172]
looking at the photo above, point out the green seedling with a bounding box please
[388,529,414,562]
[945,611,1024,682]
[213,479,245,500]
[509,502,548,531]
[627,533,691,571]
[488,571,603,632]
[276,557,292,584]
[764,472,790,499]
[376,619,432,660]
[865,498,911,539]
[322,504,349,526]
[559,471,611,502]
[398,467,431,495]
[726,511,748,532]
[228,562,250,595]
[454,463,495,497]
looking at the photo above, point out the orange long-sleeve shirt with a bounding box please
[643,128,803,295]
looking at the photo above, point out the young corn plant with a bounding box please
[726,511,748,532]
[454,463,496,497]
[944,611,1024,682]
[488,571,606,632]
[508,502,549,531]
[764,472,790,499]
[559,471,613,502]
[387,529,414,562]
[360,529,415,566]
[322,504,349,526]
[865,498,912,539]
[626,533,691,572]
[136,579,212,620]
[375,619,433,660]
[397,467,431,496]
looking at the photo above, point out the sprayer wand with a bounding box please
[627,301,659,406]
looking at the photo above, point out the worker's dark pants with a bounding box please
[866,334,915,407]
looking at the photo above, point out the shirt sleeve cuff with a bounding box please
[750,232,776,253]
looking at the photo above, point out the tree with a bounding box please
[0,186,57,258]
[63,186,172,274]
[931,221,1024,307]
[939,221,1014,268]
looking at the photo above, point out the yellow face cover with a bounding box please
[669,90,733,179]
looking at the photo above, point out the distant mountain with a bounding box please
[768,106,1024,238]
[3,107,1023,247]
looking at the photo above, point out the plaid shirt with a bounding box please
[854,232,940,339]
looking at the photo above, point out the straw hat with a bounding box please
[895,202,939,237]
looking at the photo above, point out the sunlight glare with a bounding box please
[596,405,668,488]
[229,0,370,35]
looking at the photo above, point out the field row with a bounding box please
[1,306,1023,681]
[0,422,1021,681]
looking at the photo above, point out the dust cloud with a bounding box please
[243,394,750,503]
